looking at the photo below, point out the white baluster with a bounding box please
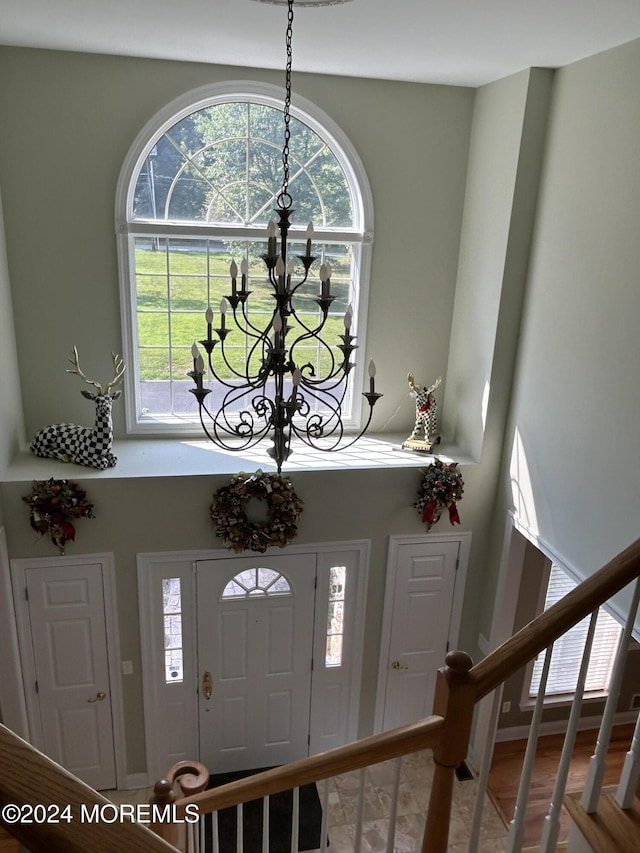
[505,642,554,853]
[582,578,640,813]
[319,778,329,850]
[263,795,270,853]
[385,757,402,853]
[539,611,598,851]
[211,810,220,853]
[189,815,200,853]
[468,688,503,852]
[616,705,640,808]
[237,802,244,852]
[354,767,366,853]
[199,808,206,853]
[291,787,300,853]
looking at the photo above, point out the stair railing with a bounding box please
[0,723,178,853]
[161,537,640,853]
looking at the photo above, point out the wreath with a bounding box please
[22,478,95,554]
[414,459,464,530]
[210,470,304,553]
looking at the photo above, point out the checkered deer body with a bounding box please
[407,373,442,444]
[30,348,126,470]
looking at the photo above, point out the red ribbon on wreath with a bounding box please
[422,499,439,524]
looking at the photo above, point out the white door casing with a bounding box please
[375,534,470,732]
[138,542,369,781]
[197,554,316,772]
[11,554,123,790]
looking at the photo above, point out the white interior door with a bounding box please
[25,562,117,789]
[378,539,460,730]
[197,553,316,772]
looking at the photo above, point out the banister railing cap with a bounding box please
[445,650,473,674]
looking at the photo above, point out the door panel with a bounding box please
[197,554,316,772]
[381,541,459,730]
[25,563,116,789]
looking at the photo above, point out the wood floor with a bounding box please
[487,723,636,849]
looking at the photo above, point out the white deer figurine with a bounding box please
[30,347,126,470]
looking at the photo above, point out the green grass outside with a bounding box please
[135,246,354,382]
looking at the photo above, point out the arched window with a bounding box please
[221,567,292,599]
[116,82,373,434]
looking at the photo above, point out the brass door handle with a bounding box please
[391,660,409,671]
[202,671,213,700]
[88,691,107,703]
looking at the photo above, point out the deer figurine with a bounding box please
[30,347,126,470]
[403,373,442,452]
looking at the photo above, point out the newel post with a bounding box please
[422,650,476,853]
[149,778,179,847]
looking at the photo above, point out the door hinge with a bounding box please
[35,680,39,694]
[25,586,29,601]
[456,557,460,571]
[446,641,450,653]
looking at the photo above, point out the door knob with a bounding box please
[88,691,107,703]
[391,660,409,670]
[202,671,213,700]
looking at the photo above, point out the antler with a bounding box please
[67,346,104,395]
[105,352,126,395]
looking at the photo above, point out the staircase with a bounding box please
[2,537,640,852]
[564,788,640,852]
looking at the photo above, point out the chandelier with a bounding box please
[189,0,381,473]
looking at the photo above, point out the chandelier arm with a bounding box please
[287,304,330,340]
[292,395,378,453]
[231,302,271,342]
[204,346,260,388]
[199,387,273,447]
[286,268,312,299]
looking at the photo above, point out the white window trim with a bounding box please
[115,81,374,436]
[519,558,623,710]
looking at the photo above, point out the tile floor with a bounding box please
[102,749,508,853]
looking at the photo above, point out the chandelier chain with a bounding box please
[279,0,294,208]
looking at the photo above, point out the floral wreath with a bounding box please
[210,470,304,553]
[413,459,464,530]
[22,478,95,554]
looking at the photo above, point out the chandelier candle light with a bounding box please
[189,0,381,473]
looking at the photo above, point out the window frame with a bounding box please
[115,81,374,435]
[520,561,623,709]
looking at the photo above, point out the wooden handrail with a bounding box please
[471,536,640,700]
[174,714,445,818]
[0,724,177,853]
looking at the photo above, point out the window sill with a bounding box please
[3,434,473,482]
[519,691,609,712]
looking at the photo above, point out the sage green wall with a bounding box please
[506,38,640,571]
[0,46,473,441]
[0,186,24,493]
[440,68,553,661]
[479,37,640,643]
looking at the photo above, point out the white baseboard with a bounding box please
[495,710,638,742]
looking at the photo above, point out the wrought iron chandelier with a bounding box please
[189,0,381,473]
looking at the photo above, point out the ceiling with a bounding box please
[1,0,639,87]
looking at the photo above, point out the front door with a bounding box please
[25,561,117,789]
[197,554,316,772]
[379,539,460,730]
